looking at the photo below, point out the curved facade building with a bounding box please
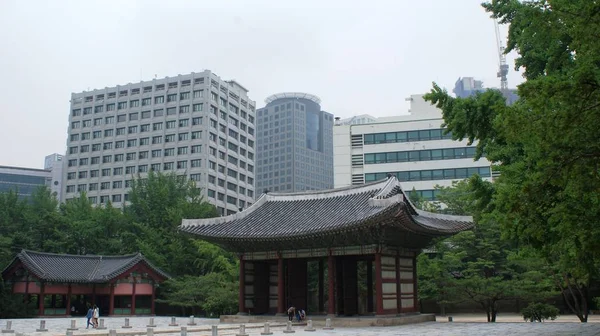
[256,92,334,194]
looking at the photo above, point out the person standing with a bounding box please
[92,304,100,328]
[85,305,94,329]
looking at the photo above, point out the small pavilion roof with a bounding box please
[2,250,170,283]
[180,177,473,252]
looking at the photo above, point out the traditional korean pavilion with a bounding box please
[1,250,169,317]
[180,176,472,316]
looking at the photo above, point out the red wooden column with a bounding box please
[38,282,45,316]
[108,284,115,316]
[66,284,72,316]
[277,255,285,314]
[238,256,246,314]
[150,283,156,315]
[131,277,137,315]
[375,252,384,315]
[327,253,336,315]
[412,256,419,312]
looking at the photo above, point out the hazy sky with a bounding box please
[0,0,523,168]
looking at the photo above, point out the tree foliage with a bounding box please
[416,179,556,322]
[423,0,600,322]
[0,171,234,317]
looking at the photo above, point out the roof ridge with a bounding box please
[21,249,139,259]
[87,256,103,281]
[19,250,47,278]
[265,178,387,197]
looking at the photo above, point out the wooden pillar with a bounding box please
[24,275,30,304]
[38,282,45,316]
[131,276,137,315]
[277,255,285,314]
[51,294,56,308]
[412,256,418,312]
[92,284,97,305]
[327,253,335,315]
[396,254,401,313]
[109,284,115,316]
[151,283,156,315]
[318,259,324,313]
[366,260,373,313]
[238,256,246,314]
[375,252,384,315]
[66,284,72,316]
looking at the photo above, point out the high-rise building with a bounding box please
[63,71,257,215]
[0,154,64,200]
[256,92,334,193]
[333,94,493,201]
[454,76,519,105]
[453,77,484,98]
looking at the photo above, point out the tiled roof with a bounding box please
[180,177,473,251]
[2,250,170,283]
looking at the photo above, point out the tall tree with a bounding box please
[423,0,600,321]
[125,171,219,277]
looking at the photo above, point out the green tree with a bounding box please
[416,179,554,322]
[423,1,600,322]
[124,171,219,277]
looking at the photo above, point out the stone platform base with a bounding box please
[220,313,435,327]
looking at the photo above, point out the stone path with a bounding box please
[1,315,599,336]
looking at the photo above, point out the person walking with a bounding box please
[86,305,94,329]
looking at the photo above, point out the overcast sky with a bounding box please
[0,0,523,168]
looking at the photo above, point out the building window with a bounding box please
[364,167,491,183]
[155,96,165,104]
[191,159,201,168]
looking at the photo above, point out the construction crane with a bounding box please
[494,19,509,93]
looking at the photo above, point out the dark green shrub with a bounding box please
[521,302,559,322]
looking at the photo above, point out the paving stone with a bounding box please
[0,316,599,336]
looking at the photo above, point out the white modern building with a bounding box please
[0,153,63,200]
[333,94,492,200]
[63,71,256,215]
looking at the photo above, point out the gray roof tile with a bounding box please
[3,250,170,283]
[180,177,473,251]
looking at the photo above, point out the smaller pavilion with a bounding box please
[1,250,169,317]
[180,176,473,318]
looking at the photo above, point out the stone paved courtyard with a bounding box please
[1,315,600,336]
